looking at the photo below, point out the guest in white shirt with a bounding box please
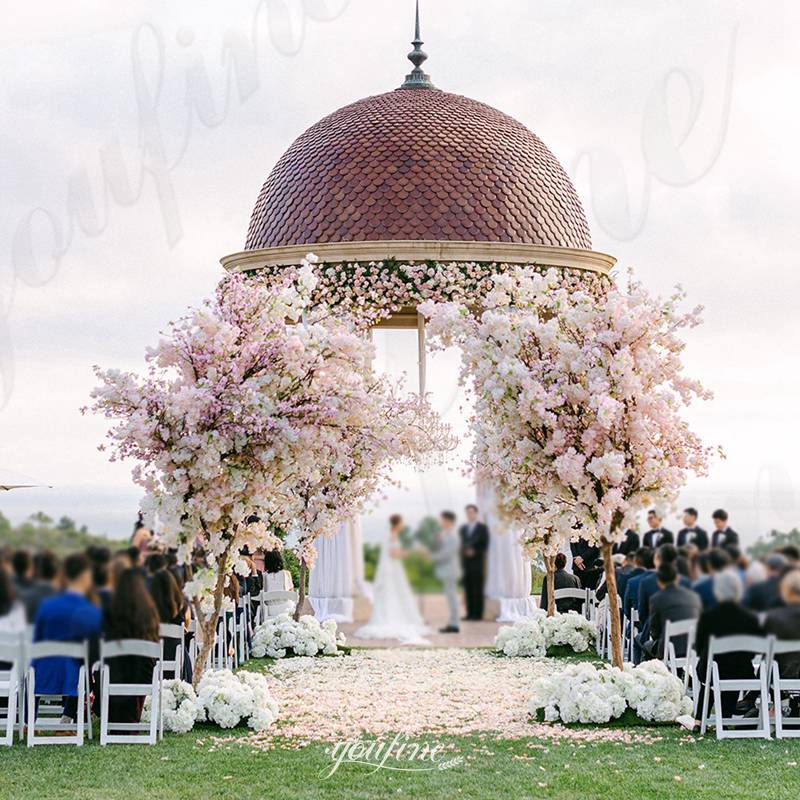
[263,550,295,617]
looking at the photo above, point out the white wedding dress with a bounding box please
[355,539,430,645]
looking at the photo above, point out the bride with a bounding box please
[355,514,430,645]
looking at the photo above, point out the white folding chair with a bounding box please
[260,590,298,621]
[98,639,161,745]
[552,588,589,617]
[700,634,773,739]
[596,595,621,661]
[771,639,800,739]
[585,589,597,622]
[664,619,698,697]
[187,618,199,670]
[0,641,22,745]
[158,624,185,680]
[26,640,92,746]
[237,596,251,663]
[627,609,640,663]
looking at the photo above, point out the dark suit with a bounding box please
[695,601,761,718]
[644,583,702,659]
[617,566,645,610]
[765,604,800,679]
[459,521,489,620]
[540,568,582,614]
[570,539,601,588]
[612,530,640,556]
[710,527,739,548]
[693,576,717,610]
[642,528,674,549]
[744,576,784,612]
[677,526,709,550]
[634,572,692,662]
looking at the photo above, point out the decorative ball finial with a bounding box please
[400,0,434,89]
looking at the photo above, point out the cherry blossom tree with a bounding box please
[88,260,451,683]
[422,267,717,666]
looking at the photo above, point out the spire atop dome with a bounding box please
[400,1,434,89]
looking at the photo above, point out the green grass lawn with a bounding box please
[2,724,799,799]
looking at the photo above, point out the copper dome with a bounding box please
[245,87,591,252]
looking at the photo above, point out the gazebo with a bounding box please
[221,5,615,623]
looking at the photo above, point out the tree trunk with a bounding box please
[600,540,624,669]
[544,555,556,617]
[294,558,307,621]
[191,550,229,688]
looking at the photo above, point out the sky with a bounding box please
[0,0,798,545]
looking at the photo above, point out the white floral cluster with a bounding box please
[195,669,279,731]
[251,613,345,659]
[143,679,203,734]
[529,660,693,725]
[494,610,597,657]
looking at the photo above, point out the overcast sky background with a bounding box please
[1,0,798,545]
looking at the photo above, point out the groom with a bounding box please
[432,511,461,633]
[459,504,490,621]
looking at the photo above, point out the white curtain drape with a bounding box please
[309,518,368,622]
[478,482,538,621]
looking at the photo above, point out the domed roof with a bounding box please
[245,87,591,252]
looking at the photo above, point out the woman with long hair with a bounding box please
[150,570,192,681]
[97,568,160,723]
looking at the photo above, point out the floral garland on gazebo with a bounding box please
[249,258,610,325]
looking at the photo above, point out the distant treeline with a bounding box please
[0,511,117,555]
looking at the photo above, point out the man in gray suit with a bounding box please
[642,561,701,659]
[431,511,462,633]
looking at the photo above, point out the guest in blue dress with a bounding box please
[32,553,102,722]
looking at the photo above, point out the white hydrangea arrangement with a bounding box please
[196,669,279,731]
[494,616,549,657]
[143,679,203,733]
[494,610,596,657]
[541,611,597,653]
[251,613,345,659]
[528,660,693,724]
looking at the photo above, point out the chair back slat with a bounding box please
[773,639,800,655]
[29,641,87,660]
[159,624,184,640]
[553,589,586,600]
[709,634,772,657]
[0,644,20,663]
[101,639,161,660]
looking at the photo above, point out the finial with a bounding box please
[400,1,434,89]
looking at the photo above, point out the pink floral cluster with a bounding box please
[87,257,453,638]
[252,259,609,326]
[421,267,718,547]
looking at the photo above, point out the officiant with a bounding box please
[459,504,490,621]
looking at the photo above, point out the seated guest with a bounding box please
[97,568,160,723]
[744,553,788,612]
[642,509,674,549]
[765,569,800,681]
[623,547,655,618]
[613,529,640,556]
[540,552,583,613]
[33,550,61,591]
[126,546,147,578]
[710,508,739,548]
[12,548,56,623]
[638,544,691,624]
[641,562,701,659]
[262,550,295,617]
[149,569,192,682]
[595,553,628,600]
[677,507,709,550]
[778,546,799,566]
[693,549,733,610]
[570,538,600,588]
[33,554,102,724]
[145,552,167,576]
[0,568,26,635]
[679,571,761,733]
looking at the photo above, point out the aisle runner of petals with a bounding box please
[230,650,655,748]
